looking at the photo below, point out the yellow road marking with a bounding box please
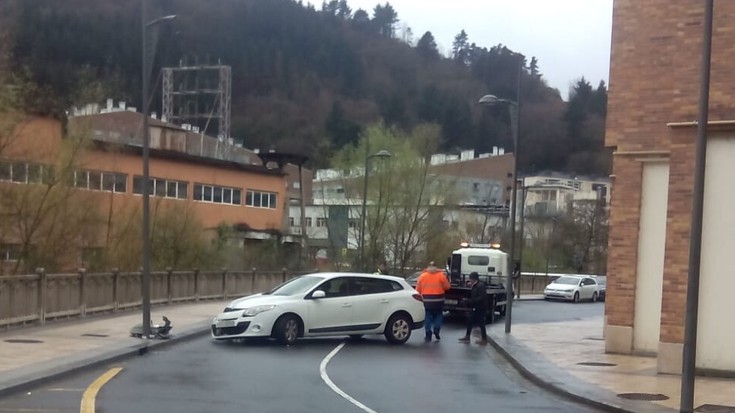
[79,367,122,413]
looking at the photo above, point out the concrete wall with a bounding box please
[633,162,668,354]
[698,137,735,371]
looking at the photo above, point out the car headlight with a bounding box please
[242,305,276,317]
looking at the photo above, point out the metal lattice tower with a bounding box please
[162,60,231,157]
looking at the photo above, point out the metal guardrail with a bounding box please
[0,268,301,330]
[515,272,605,295]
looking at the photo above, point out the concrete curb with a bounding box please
[485,329,677,413]
[0,321,211,398]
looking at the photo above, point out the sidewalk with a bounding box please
[2,298,734,412]
[0,300,228,397]
[486,302,735,412]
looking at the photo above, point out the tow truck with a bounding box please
[443,242,509,323]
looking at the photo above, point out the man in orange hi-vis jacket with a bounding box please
[416,261,450,342]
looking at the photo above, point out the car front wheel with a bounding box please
[274,315,300,345]
[573,292,580,303]
[384,313,412,344]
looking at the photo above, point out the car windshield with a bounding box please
[267,275,325,296]
[554,276,581,285]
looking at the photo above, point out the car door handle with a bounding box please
[342,303,352,307]
[380,299,390,304]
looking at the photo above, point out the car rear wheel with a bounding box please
[591,292,598,302]
[274,315,300,345]
[573,292,580,303]
[384,313,412,344]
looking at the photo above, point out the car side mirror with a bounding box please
[312,290,326,299]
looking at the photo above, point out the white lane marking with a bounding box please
[319,342,379,413]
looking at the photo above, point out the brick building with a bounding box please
[605,1,735,374]
[0,114,289,272]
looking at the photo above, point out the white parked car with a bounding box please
[543,275,600,303]
[211,272,425,345]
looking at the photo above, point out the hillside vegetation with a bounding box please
[3,0,610,175]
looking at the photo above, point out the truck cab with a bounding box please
[444,242,508,322]
[448,243,508,288]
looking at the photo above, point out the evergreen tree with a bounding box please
[352,8,371,30]
[336,0,352,19]
[416,31,439,60]
[452,30,470,66]
[372,3,399,38]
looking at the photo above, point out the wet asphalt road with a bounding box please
[0,300,605,413]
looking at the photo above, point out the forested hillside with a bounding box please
[3,0,610,175]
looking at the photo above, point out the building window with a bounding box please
[542,190,557,201]
[102,173,127,193]
[135,176,187,199]
[71,170,128,193]
[289,217,295,227]
[348,219,358,229]
[316,218,328,227]
[305,217,312,227]
[12,162,27,183]
[1,243,21,261]
[0,161,55,185]
[246,190,278,209]
[292,181,301,189]
[0,161,10,181]
[193,183,241,205]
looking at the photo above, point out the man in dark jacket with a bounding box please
[458,272,488,345]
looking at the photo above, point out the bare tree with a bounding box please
[330,123,460,275]
[555,199,608,274]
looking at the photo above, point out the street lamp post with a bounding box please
[681,1,713,412]
[478,56,522,334]
[358,149,391,272]
[517,178,526,301]
[141,1,175,338]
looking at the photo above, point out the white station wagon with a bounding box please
[543,275,600,303]
[211,272,426,345]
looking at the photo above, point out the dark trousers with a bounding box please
[424,308,444,335]
[465,308,487,339]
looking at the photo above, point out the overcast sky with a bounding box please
[329,0,614,100]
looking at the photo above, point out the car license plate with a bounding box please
[445,299,458,305]
[216,320,236,328]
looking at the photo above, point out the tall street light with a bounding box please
[478,56,522,334]
[516,178,526,301]
[681,1,713,412]
[358,149,391,272]
[141,0,176,338]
